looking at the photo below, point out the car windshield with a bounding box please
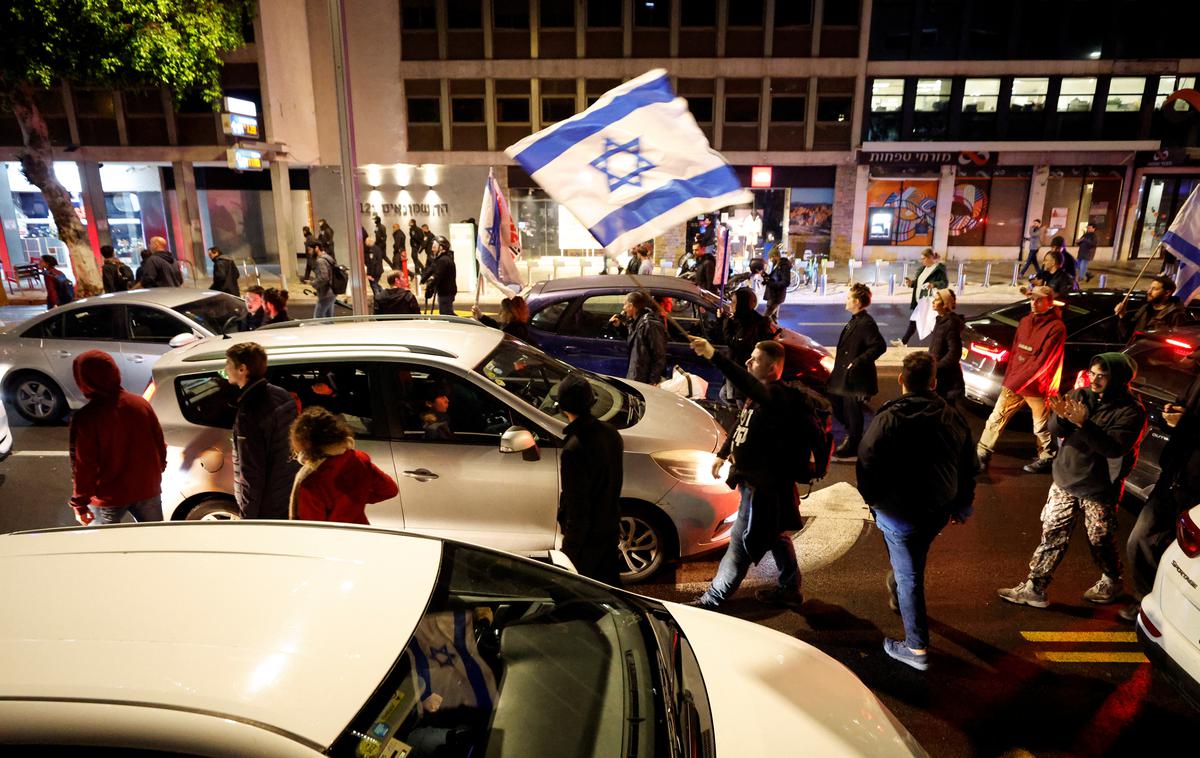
[475,337,644,429]
[173,294,247,335]
[331,544,711,758]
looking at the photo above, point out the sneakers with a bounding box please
[976,450,990,471]
[1117,602,1140,623]
[883,638,929,671]
[1022,457,1054,474]
[755,586,804,608]
[889,338,905,348]
[998,580,1049,608]
[1083,575,1123,605]
[685,594,721,611]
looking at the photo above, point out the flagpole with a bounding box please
[1118,244,1163,310]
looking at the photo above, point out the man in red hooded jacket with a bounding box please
[976,286,1066,474]
[68,350,167,525]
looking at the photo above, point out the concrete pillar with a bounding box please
[270,161,298,288]
[0,166,21,278]
[77,161,112,253]
[932,164,956,255]
[171,160,204,275]
[1025,165,1050,253]
[842,164,868,262]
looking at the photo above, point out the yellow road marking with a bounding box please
[1020,631,1138,643]
[1034,651,1148,664]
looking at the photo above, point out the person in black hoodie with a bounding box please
[829,283,887,458]
[999,352,1147,609]
[857,352,977,671]
[556,372,625,585]
[374,271,420,315]
[100,245,134,293]
[138,236,183,288]
[927,288,965,403]
[688,337,806,609]
[609,290,667,384]
[420,238,458,315]
[718,288,777,402]
[225,342,301,520]
[693,248,717,294]
[764,250,792,323]
[207,246,240,296]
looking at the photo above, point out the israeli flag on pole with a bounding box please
[1162,185,1200,304]
[505,69,752,252]
[476,168,523,292]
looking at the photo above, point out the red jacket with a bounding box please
[292,448,398,524]
[69,351,167,510]
[1003,308,1066,397]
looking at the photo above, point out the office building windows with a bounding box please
[1057,77,1097,112]
[540,0,574,27]
[402,0,437,29]
[493,0,529,28]
[634,0,669,27]
[1011,78,1048,111]
[728,0,764,26]
[686,96,714,123]
[446,0,482,29]
[496,97,530,123]
[771,96,806,123]
[1156,76,1197,110]
[406,97,441,123]
[725,96,760,124]
[451,97,485,123]
[541,96,577,124]
[1106,77,1145,112]
[962,78,1000,113]
[587,0,622,27]
[867,79,902,141]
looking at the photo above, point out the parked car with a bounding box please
[148,316,739,582]
[0,396,11,462]
[0,522,927,757]
[960,289,1200,409]
[1123,326,1200,501]
[523,275,833,397]
[0,289,246,424]
[1137,502,1200,710]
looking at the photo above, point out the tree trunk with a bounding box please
[7,83,103,297]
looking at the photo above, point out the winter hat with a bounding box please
[557,373,595,417]
[73,350,122,399]
[936,288,956,309]
[1090,352,1138,392]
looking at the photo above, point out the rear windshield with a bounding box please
[174,294,247,335]
[1127,340,1200,402]
[986,300,1099,331]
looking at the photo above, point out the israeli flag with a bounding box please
[1162,185,1200,304]
[476,168,524,292]
[505,69,752,252]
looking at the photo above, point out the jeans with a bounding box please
[701,484,801,605]
[314,294,336,318]
[1076,258,1090,282]
[879,513,947,650]
[90,496,164,525]
[833,394,867,448]
[1018,247,1040,279]
[977,386,1053,460]
[438,296,455,315]
[1027,483,1121,591]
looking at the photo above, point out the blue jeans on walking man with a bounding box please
[314,294,336,318]
[700,483,801,605]
[90,495,164,525]
[878,512,948,651]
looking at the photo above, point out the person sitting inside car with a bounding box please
[421,382,455,441]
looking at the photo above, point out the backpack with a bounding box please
[330,263,350,295]
[783,382,834,484]
[117,262,135,290]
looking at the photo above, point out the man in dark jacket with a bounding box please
[764,250,792,322]
[693,250,717,294]
[100,245,134,293]
[556,372,625,585]
[420,239,458,315]
[857,352,976,671]
[610,290,667,384]
[225,342,300,520]
[829,283,886,459]
[1030,250,1073,298]
[138,236,183,288]
[977,286,1066,473]
[67,350,167,525]
[999,352,1147,608]
[301,225,318,282]
[408,220,424,278]
[392,223,406,271]
[689,338,806,609]
[374,270,420,315]
[1115,275,1187,341]
[318,219,336,262]
[242,285,266,331]
[1075,223,1098,282]
[373,216,388,262]
[207,246,240,295]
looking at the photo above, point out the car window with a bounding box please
[989,301,1096,331]
[62,306,118,341]
[657,295,724,345]
[175,372,238,429]
[127,305,190,343]
[1070,315,1121,344]
[559,294,625,338]
[21,314,63,339]
[530,299,571,332]
[270,363,381,438]
[389,364,516,444]
[1128,341,1200,402]
[174,294,248,335]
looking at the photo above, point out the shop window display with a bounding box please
[1042,167,1123,249]
[865,178,937,247]
[787,188,833,257]
[946,168,1031,248]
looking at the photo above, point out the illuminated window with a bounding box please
[914,79,951,112]
[1011,78,1048,112]
[962,78,1000,113]
[1057,77,1097,112]
[870,79,904,113]
[1106,77,1145,112]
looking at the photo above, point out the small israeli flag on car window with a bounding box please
[505,69,752,252]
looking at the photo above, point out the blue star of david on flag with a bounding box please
[590,137,655,192]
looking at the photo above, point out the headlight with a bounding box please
[819,355,835,374]
[651,449,730,485]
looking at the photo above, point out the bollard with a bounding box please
[819,273,828,296]
[901,261,910,283]
[956,262,965,292]
[984,261,993,287]
[874,260,884,286]
[1011,261,1020,287]
[1098,273,1107,288]
[889,273,896,296]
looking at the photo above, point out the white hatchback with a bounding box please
[1138,503,1200,709]
[0,522,928,757]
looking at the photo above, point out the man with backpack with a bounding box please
[311,243,337,318]
[100,246,135,293]
[856,352,977,671]
[688,336,823,610]
[39,255,75,309]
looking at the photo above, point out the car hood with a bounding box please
[616,379,724,454]
[779,325,828,354]
[667,602,927,757]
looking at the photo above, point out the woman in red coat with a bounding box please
[288,407,398,524]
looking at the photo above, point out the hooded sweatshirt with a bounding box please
[1002,306,1066,397]
[68,350,167,510]
[290,443,398,523]
[140,249,184,288]
[1049,352,1147,503]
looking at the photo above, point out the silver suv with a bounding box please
[149,316,738,581]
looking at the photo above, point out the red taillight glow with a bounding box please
[1178,511,1200,559]
[142,381,157,402]
[1139,608,1161,638]
[969,342,1009,362]
[1073,369,1091,390]
[1165,338,1195,351]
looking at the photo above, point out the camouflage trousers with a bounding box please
[1027,483,1121,591]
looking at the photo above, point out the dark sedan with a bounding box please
[522,275,833,398]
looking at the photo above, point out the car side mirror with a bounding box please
[500,425,540,461]
[169,331,201,348]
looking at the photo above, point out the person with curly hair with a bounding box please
[288,406,398,524]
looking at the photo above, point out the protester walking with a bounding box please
[207,246,240,296]
[1049,236,1078,284]
[100,245,134,293]
[693,247,717,294]
[318,218,336,262]
[998,353,1147,608]
[67,350,166,526]
[857,352,977,671]
[764,249,792,323]
[688,337,810,609]
[1019,219,1044,279]
[829,283,886,459]
[392,223,407,278]
[289,406,398,524]
[263,288,291,325]
[408,220,424,278]
[927,288,965,404]
[420,237,458,315]
[718,288,777,403]
[301,225,318,282]
[225,342,300,520]
[365,236,386,300]
[38,255,74,309]
[609,291,667,385]
[895,248,948,347]
[375,270,420,315]
[242,285,266,331]
[555,373,625,584]
[137,236,183,288]
[472,296,533,343]
[1075,223,1098,283]
[976,286,1066,473]
[311,243,337,319]
[1115,274,1187,340]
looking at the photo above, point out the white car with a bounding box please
[150,316,739,582]
[0,397,11,462]
[1138,503,1200,709]
[0,289,246,423]
[0,522,927,757]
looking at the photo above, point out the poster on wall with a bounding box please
[1049,207,1069,234]
[949,179,990,246]
[788,188,833,256]
[864,180,938,246]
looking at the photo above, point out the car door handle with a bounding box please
[130,355,145,363]
[57,350,71,358]
[402,468,439,481]
[562,345,579,352]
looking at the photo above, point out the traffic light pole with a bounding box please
[327,0,368,315]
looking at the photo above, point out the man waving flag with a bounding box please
[1162,185,1200,303]
[476,168,524,293]
[505,69,751,252]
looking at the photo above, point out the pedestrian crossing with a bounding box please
[1020,630,1148,664]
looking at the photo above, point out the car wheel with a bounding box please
[9,372,67,425]
[185,499,242,521]
[619,505,674,583]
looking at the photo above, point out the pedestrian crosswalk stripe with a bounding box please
[1034,651,1148,664]
[9,450,70,457]
[1020,631,1138,643]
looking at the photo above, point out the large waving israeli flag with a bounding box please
[505,69,752,252]
[1162,185,1200,303]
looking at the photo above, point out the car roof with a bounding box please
[530,274,712,298]
[156,316,505,371]
[66,288,232,310]
[0,522,443,750]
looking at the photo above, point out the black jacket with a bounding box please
[233,379,301,519]
[928,312,965,401]
[1120,296,1187,340]
[856,391,977,524]
[829,310,886,397]
[366,243,386,281]
[909,262,948,310]
[209,255,240,296]
[1152,373,1200,513]
[1049,353,1147,504]
[101,258,134,293]
[392,229,406,263]
[311,256,334,298]
[375,288,420,315]
[766,257,792,300]
[625,307,667,384]
[140,250,183,288]
[318,224,335,260]
[421,251,458,297]
[1076,231,1098,261]
[693,253,716,293]
[1036,266,1074,297]
[721,308,775,365]
[558,414,624,540]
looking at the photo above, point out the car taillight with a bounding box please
[1178,510,1200,559]
[969,342,1009,362]
[1165,337,1195,351]
[1073,369,1091,390]
[1139,608,1162,638]
[142,380,157,402]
